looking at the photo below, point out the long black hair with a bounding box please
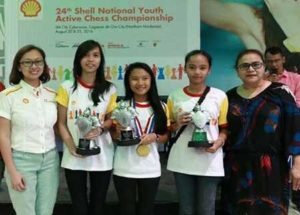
[124,62,168,134]
[72,40,112,106]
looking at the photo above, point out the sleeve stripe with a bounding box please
[5,86,22,96]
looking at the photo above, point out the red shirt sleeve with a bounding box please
[0,82,5,92]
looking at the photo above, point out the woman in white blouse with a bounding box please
[0,45,59,215]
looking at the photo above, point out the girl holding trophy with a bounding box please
[167,50,228,215]
[56,40,117,215]
[112,62,169,215]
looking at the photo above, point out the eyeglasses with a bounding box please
[20,60,44,67]
[237,62,264,71]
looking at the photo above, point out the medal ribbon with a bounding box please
[131,99,156,137]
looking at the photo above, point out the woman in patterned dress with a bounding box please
[222,49,300,215]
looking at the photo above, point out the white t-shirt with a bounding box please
[56,80,117,171]
[167,86,228,176]
[113,101,168,178]
[0,80,57,154]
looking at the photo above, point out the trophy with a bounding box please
[75,107,101,156]
[111,100,140,146]
[188,104,212,148]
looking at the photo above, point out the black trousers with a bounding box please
[113,175,160,215]
[65,169,112,215]
[292,190,300,211]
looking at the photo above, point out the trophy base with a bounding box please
[76,146,101,156]
[188,141,212,148]
[115,138,140,146]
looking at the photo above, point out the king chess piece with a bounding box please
[111,100,140,146]
[75,108,101,156]
[188,104,212,148]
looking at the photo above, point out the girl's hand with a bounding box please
[205,138,224,153]
[177,112,192,127]
[84,127,103,140]
[139,133,157,145]
[110,123,121,140]
[67,143,82,158]
[10,170,26,192]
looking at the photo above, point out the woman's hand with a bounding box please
[201,0,265,51]
[266,73,279,82]
[10,170,26,192]
[264,0,300,38]
[291,155,300,190]
[139,133,157,145]
[291,167,300,190]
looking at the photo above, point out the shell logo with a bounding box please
[23,98,29,104]
[20,0,42,17]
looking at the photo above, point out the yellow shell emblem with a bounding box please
[20,0,41,17]
[23,98,29,104]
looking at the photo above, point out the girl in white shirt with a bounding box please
[112,62,169,215]
[167,50,228,215]
[56,40,117,215]
[0,45,59,215]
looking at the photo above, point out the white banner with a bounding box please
[4,0,200,94]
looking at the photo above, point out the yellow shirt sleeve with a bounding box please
[218,96,228,126]
[167,97,175,123]
[106,92,117,114]
[56,85,69,107]
[161,102,171,127]
[165,105,171,127]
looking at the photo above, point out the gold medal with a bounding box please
[136,144,150,157]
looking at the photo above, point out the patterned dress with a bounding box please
[222,82,300,215]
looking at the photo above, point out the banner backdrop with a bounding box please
[201,0,300,91]
[3,1,299,93]
[4,0,200,94]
